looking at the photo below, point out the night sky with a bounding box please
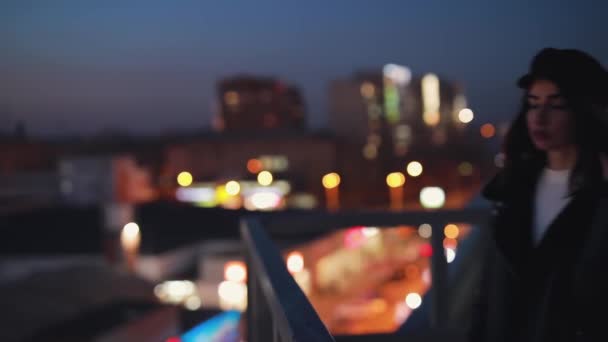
[1,0,607,136]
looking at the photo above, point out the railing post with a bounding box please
[246,252,274,342]
[430,220,448,328]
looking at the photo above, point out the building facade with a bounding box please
[216,76,306,131]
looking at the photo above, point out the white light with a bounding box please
[405,293,422,309]
[420,187,446,209]
[167,280,195,298]
[406,161,423,177]
[452,94,468,122]
[155,280,197,304]
[121,222,141,251]
[175,187,216,202]
[225,181,241,196]
[184,296,202,311]
[245,191,282,211]
[224,262,247,283]
[257,171,273,186]
[383,64,412,85]
[418,224,432,239]
[446,248,456,263]
[218,281,247,311]
[287,252,304,274]
[362,227,380,237]
[422,73,440,126]
[458,108,474,123]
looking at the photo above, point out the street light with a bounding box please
[257,171,273,186]
[322,172,341,211]
[406,161,423,177]
[386,172,406,210]
[177,171,193,187]
[225,180,241,196]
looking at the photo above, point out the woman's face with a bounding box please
[526,79,576,151]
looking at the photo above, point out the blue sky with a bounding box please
[1,0,607,136]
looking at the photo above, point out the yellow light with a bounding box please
[360,82,375,98]
[322,172,341,189]
[420,187,446,209]
[405,293,422,309]
[257,171,273,186]
[225,180,241,196]
[286,251,304,274]
[444,224,460,239]
[406,161,423,177]
[386,172,406,188]
[458,162,473,176]
[177,171,193,187]
[458,108,474,123]
[480,123,496,138]
[224,91,239,106]
[224,261,247,283]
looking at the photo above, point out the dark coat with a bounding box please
[470,168,608,342]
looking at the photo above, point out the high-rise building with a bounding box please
[216,75,306,131]
[329,65,468,159]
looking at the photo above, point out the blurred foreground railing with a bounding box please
[241,208,491,342]
[241,218,335,342]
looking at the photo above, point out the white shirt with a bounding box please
[533,168,572,245]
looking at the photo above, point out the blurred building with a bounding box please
[327,65,495,208]
[216,75,306,131]
[161,131,336,209]
[59,155,157,205]
[329,65,469,159]
[0,151,157,213]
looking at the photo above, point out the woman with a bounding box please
[471,48,608,341]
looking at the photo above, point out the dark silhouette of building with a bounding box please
[216,75,306,131]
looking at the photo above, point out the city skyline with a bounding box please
[1,0,607,136]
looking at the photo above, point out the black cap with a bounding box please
[518,48,608,106]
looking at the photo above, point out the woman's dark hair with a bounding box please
[502,48,608,193]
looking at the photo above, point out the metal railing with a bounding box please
[241,208,491,342]
[241,218,335,342]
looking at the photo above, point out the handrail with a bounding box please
[241,218,335,342]
[256,208,490,237]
